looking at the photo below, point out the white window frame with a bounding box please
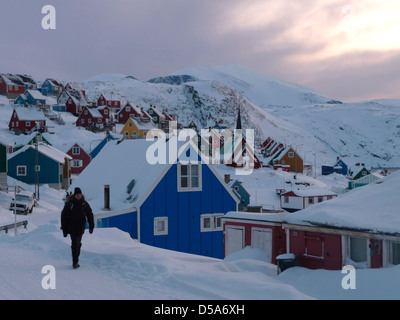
[288,152,295,158]
[177,163,202,192]
[72,147,80,155]
[200,214,224,232]
[17,166,27,176]
[154,217,168,236]
[71,160,83,168]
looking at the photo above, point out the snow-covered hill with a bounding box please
[80,65,400,168]
[171,64,337,108]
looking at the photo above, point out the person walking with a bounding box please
[61,187,95,269]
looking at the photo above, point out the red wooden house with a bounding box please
[66,143,91,174]
[283,171,400,270]
[76,106,110,130]
[58,88,88,115]
[0,74,26,99]
[223,211,287,265]
[116,102,143,124]
[97,94,121,111]
[65,82,86,98]
[9,108,47,135]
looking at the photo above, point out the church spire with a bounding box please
[236,106,242,130]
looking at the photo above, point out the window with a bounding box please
[318,196,323,203]
[35,165,40,172]
[308,197,314,204]
[178,163,201,191]
[392,242,400,265]
[349,237,367,263]
[17,166,26,176]
[126,106,130,112]
[72,160,83,168]
[201,214,224,232]
[288,152,294,158]
[284,196,289,204]
[26,121,31,127]
[154,217,168,236]
[72,147,80,155]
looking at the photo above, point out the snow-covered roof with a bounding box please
[285,170,400,235]
[131,118,156,131]
[26,90,47,101]
[225,211,288,223]
[282,189,337,197]
[13,107,46,121]
[69,137,235,214]
[8,142,72,163]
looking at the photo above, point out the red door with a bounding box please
[323,234,342,270]
[304,232,324,269]
[370,239,382,268]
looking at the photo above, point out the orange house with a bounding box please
[273,147,303,173]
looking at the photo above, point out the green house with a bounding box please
[0,142,8,186]
[352,167,370,181]
[147,105,165,125]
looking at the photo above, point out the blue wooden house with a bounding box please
[322,157,348,176]
[41,79,64,96]
[70,137,239,258]
[8,142,72,190]
[15,90,47,107]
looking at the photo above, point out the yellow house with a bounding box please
[120,117,157,139]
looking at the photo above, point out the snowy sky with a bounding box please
[1,0,400,102]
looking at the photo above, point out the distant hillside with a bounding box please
[77,65,400,168]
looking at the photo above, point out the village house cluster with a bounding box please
[1,72,398,272]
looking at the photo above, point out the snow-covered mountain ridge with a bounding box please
[82,65,400,168]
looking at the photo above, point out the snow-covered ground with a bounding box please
[1,181,400,300]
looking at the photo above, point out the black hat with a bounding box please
[74,187,82,195]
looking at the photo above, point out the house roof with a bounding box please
[284,170,400,236]
[282,189,337,197]
[69,137,238,214]
[44,78,63,88]
[130,118,157,131]
[13,107,46,121]
[26,90,47,101]
[8,142,72,163]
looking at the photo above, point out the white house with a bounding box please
[280,189,337,212]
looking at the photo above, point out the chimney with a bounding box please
[224,174,231,184]
[104,185,110,210]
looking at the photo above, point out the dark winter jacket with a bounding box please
[61,195,95,236]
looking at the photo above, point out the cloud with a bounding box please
[0,0,399,101]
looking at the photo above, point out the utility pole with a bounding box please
[14,183,17,236]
